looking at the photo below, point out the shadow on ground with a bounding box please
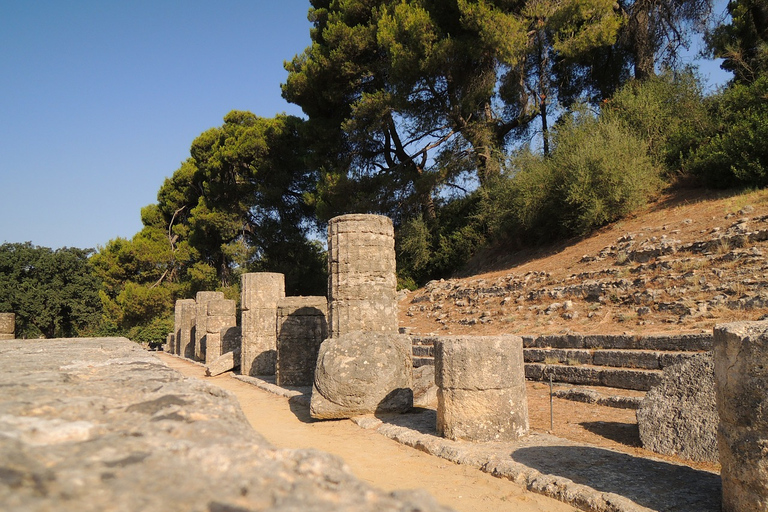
[512,445,721,511]
[580,421,641,447]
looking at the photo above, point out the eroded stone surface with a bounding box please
[311,331,413,419]
[0,337,450,512]
[636,353,718,463]
[435,335,529,442]
[714,321,768,512]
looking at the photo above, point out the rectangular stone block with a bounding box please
[241,272,285,311]
[207,299,236,317]
[221,326,241,354]
[435,335,528,442]
[206,348,241,377]
[0,313,15,336]
[276,297,327,387]
[328,299,398,338]
[241,331,276,377]
[195,291,225,362]
[179,300,197,359]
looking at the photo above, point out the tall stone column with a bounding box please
[276,296,328,387]
[714,321,768,512]
[327,214,397,337]
[178,299,197,359]
[435,335,529,442]
[240,272,285,376]
[0,313,15,340]
[204,299,237,364]
[195,291,224,362]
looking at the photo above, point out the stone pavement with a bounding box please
[235,372,721,512]
[0,338,450,512]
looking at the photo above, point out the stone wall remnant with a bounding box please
[195,291,224,361]
[241,272,285,376]
[636,353,718,463]
[311,331,413,419]
[714,321,768,512]
[0,313,15,340]
[435,335,529,442]
[204,299,237,363]
[327,214,397,337]
[177,299,197,359]
[221,326,242,354]
[276,296,327,387]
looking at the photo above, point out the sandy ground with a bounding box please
[157,352,577,512]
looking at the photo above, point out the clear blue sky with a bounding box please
[0,1,312,250]
[0,1,731,251]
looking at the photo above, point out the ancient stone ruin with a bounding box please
[203,298,237,364]
[435,335,529,442]
[714,321,768,512]
[194,291,224,361]
[276,296,327,387]
[0,313,14,340]
[176,298,196,359]
[241,272,285,376]
[327,213,398,337]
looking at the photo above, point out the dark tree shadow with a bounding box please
[511,445,721,511]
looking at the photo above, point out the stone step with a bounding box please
[521,333,712,351]
[550,386,644,409]
[412,333,712,352]
[525,363,663,391]
[524,348,699,370]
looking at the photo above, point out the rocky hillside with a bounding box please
[399,188,768,337]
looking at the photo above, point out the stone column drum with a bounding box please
[327,214,397,338]
[276,296,328,387]
[714,321,768,512]
[204,299,237,363]
[178,299,197,359]
[435,335,529,442]
[0,313,15,340]
[241,272,285,376]
[195,291,225,362]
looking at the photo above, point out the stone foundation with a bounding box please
[435,335,529,442]
[276,296,327,387]
[714,321,768,512]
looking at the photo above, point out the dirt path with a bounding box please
[156,353,576,512]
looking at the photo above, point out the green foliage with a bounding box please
[685,75,768,187]
[507,115,662,238]
[604,71,711,172]
[396,194,489,286]
[707,0,768,83]
[128,315,174,349]
[0,243,102,339]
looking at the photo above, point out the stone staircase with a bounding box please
[412,332,711,392]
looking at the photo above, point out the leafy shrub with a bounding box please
[604,71,710,173]
[685,75,768,188]
[128,315,174,348]
[508,114,662,238]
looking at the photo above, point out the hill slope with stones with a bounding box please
[399,189,768,337]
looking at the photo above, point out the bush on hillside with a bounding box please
[603,71,710,173]
[685,75,768,188]
[507,115,662,238]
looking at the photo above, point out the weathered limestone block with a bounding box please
[435,335,529,442]
[276,296,328,387]
[327,214,397,337]
[0,313,14,340]
[194,291,224,362]
[221,326,241,354]
[173,300,188,355]
[165,333,174,353]
[636,353,718,463]
[206,348,241,377]
[413,364,438,407]
[204,299,236,364]
[0,337,449,512]
[311,331,413,419]
[178,299,197,359]
[240,272,284,376]
[714,321,768,512]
